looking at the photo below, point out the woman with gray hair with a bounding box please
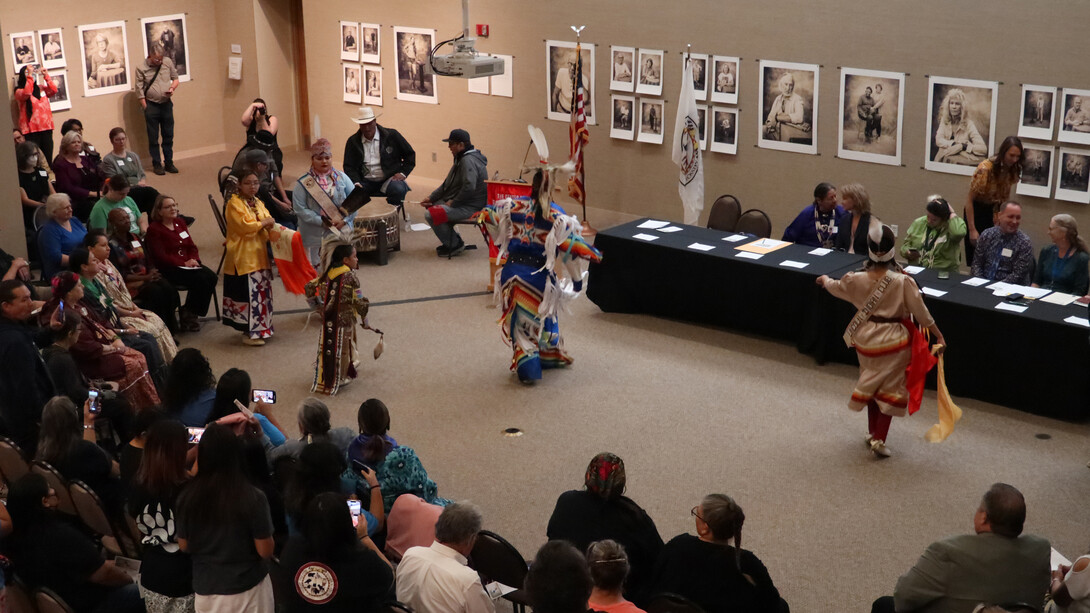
[268,397,356,461]
[587,540,645,613]
[37,192,88,279]
[1033,213,1089,296]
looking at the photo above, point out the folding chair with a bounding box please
[5,577,35,613]
[0,436,30,489]
[735,208,773,239]
[208,194,228,277]
[468,529,532,613]
[30,461,76,515]
[34,587,75,613]
[707,194,742,232]
[69,480,123,556]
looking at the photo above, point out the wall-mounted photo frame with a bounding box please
[837,67,905,166]
[1059,88,1090,146]
[711,106,738,154]
[10,32,38,75]
[343,63,362,104]
[1018,85,1056,141]
[141,14,191,82]
[1017,143,1054,199]
[360,23,380,64]
[610,94,635,140]
[394,26,437,104]
[636,48,663,96]
[696,105,709,150]
[924,75,998,176]
[363,65,383,106]
[710,55,739,105]
[545,40,594,124]
[758,59,818,155]
[1056,147,1090,204]
[637,98,665,144]
[77,21,131,97]
[610,45,634,92]
[46,69,70,111]
[38,29,66,70]
[684,53,708,102]
[340,21,359,62]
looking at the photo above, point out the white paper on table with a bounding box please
[409,223,431,232]
[722,234,746,243]
[779,260,809,269]
[633,233,660,241]
[995,302,1028,313]
[735,251,763,260]
[988,282,1051,299]
[658,226,683,233]
[962,277,990,287]
[1053,548,1073,571]
[1018,286,1052,299]
[752,238,788,249]
[1064,316,1090,328]
[1041,292,1079,306]
[687,243,715,252]
[920,286,947,297]
[903,265,925,274]
[637,220,670,229]
[808,247,832,256]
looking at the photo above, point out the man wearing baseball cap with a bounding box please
[420,129,488,256]
[343,106,416,210]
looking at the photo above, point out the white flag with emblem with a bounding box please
[672,57,704,225]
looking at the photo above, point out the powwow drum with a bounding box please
[351,202,400,257]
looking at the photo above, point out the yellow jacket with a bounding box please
[224,194,272,276]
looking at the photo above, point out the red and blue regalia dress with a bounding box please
[481,193,601,384]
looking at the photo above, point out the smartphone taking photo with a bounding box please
[87,389,101,414]
[252,389,276,404]
[347,499,362,527]
[187,427,205,444]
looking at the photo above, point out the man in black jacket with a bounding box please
[343,106,415,208]
[0,280,55,453]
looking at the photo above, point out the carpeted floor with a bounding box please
[153,148,1090,612]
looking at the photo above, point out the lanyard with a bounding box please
[923,227,939,253]
[814,207,837,248]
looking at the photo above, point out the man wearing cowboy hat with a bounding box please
[343,106,415,210]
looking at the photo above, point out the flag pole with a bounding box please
[570,25,595,238]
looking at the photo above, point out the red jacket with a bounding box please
[14,73,58,134]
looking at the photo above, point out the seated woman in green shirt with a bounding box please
[900,196,967,275]
[1033,213,1090,296]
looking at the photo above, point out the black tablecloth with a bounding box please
[587,219,1090,420]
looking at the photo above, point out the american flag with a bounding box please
[567,42,589,206]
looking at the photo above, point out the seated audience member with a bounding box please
[547,452,663,604]
[970,201,1034,285]
[420,128,488,255]
[0,279,55,453]
[526,540,594,613]
[396,501,495,613]
[0,247,34,298]
[1048,548,1090,613]
[210,367,287,445]
[35,395,124,517]
[100,127,160,214]
[229,148,295,227]
[89,174,147,235]
[901,196,968,275]
[17,140,54,248]
[376,446,451,513]
[163,348,216,426]
[105,208,182,335]
[278,492,394,612]
[118,407,166,489]
[128,419,195,611]
[145,194,217,330]
[652,494,787,613]
[782,182,845,248]
[60,118,103,167]
[269,397,355,462]
[347,397,399,470]
[385,493,444,562]
[872,483,1050,613]
[588,539,647,613]
[834,182,876,255]
[343,106,415,209]
[12,128,25,145]
[284,441,383,537]
[177,423,276,610]
[38,193,88,280]
[52,129,104,221]
[86,229,178,359]
[1033,214,1090,296]
[7,473,142,612]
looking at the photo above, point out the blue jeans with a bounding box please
[424,204,477,248]
[144,99,174,165]
[356,177,410,206]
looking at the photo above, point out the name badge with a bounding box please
[117,159,125,165]
[1001,248,1013,258]
[38,169,47,176]
[131,240,142,249]
[87,145,95,152]
[179,231,189,239]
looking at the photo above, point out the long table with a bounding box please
[587,219,1090,420]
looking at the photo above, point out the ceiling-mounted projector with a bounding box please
[429,0,505,79]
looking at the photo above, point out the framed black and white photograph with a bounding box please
[1018,85,1056,141]
[610,45,634,92]
[340,21,359,62]
[363,66,382,106]
[10,32,38,74]
[545,40,594,124]
[77,21,130,97]
[837,67,905,166]
[1056,147,1090,204]
[141,14,191,82]
[696,105,709,149]
[711,106,738,154]
[683,53,708,101]
[38,29,66,70]
[343,64,362,104]
[1016,144,1054,199]
[1059,88,1090,146]
[758,59,818,155]
[710,55,739,104]
[610,94,635,140]
[637,98,665,144]
[924,76,997,176]
[360,23,380,64]
[46,69,70,111]
[394,26,437,104]
[636,48,663,96]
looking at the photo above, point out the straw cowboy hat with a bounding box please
[350,106,381,124]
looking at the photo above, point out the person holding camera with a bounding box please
[14,64,58,162]
[241,98,284,171]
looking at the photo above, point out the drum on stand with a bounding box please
[351,202,400,264]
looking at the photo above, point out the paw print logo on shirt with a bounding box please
[295,562,339,604]
[138,502,179,553]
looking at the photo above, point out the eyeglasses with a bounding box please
[690,506,705,522]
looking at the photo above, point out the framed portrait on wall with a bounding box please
[363,66,382,106]
[545,40,595,124]
[1018,85,1056,141]
[1058,88,1090,146]
[46,69,70,111]
[758,59,818,155]
[340,21,359,61]
[1056,147,1090,204]
[77,21,130,97]
[1016,144,1054,199]
[696,105,709,149]
[924,76,997,176]
[10,32,38,74]
[637,98,665,145]
[710,55,739,104]
[837,67,905,166]
[343,64,362,103]
[38,29,66,70]
[636,48,663,96]
[394,26,437,104]
[683,53,708,102]
[711,106,738,154]
[360,23,380,64]
[610,94,635,140]
[610,45,634,92]
[141,14,191,82]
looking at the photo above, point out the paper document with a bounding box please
[903,266,924,275]
[735,251,763,260]
[722,234,746,242]
[779,260,809,269]
[687,243,715,252]
[1053,547,1073,571]
[484,581,518,599]
[1064,316,1090,328]
[1041,292,1079,306]
[633,233,660,241]
[994,302,1028,313]
[637,219,670,229]
[988,282,1051,299]
[658,226,683,233]
[920,287,947,297]
[409,223,431,232]
[736,238,791,254]
[962,277,989,287]
[808,247,832,256]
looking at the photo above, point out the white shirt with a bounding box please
[361,132,384,180]
[1060,554,1090,613]
[396,541,495,613]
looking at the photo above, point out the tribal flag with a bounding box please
[567,42,589,206]
[672,56,704,225]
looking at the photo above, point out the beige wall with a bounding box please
[301,0,1085,250]
[253,0,299,152]
[0,24,17,257]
